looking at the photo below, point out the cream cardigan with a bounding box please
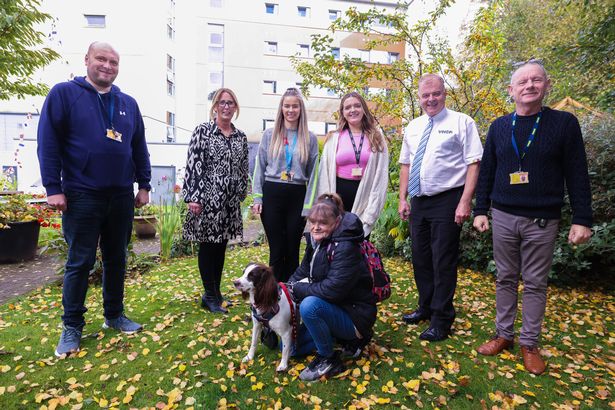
[317,132,389,235]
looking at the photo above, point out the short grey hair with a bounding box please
[510,61,548,84]
[418,73,445,89]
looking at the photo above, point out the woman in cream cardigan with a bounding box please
[317,92,389,237]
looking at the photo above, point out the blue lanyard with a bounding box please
[511,110,541,171]
[284,130,298,172]
[97,93,115,129]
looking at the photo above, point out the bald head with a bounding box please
[84,41,120,92]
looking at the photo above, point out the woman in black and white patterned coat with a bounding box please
[182,88,248,314]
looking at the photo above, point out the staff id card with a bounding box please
[509,171,529,184]
[106,128,122,142]
[281,171,294,181]
[351,167,363,177]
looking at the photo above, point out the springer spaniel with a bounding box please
[233,263,297,372]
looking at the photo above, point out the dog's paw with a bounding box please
[242,355,253,363]
[276,364,288,372]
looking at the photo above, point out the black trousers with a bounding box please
[410,187,463,330]
[261,181,307,282]
[336,177,361,212]
[198,240,228,296]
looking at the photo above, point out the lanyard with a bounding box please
[348,130,365,164]
[97,93,115,130]
[284,130,298,172]
[511,110,541,171]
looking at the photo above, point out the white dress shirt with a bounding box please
[399,108,483,197]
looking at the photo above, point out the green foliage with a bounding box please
[133,203,158,216]
[0,194,42,228]
[157,201,182,261]
[0,0,60,100]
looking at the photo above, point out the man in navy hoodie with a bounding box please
[37,42,151,357]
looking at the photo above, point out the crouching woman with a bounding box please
[287,193,376,381]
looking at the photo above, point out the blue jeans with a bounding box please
[294,296,357,357]
[61,191,134,328]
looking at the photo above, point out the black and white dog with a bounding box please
[233,263,297,372]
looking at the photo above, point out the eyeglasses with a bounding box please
[512,58,544,68]
[218,100,236,108]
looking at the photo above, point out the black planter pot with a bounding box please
[0,220,41,263]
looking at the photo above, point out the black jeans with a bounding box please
[410,187,463,330]
[261,181,306,282]
[61,190,134,329]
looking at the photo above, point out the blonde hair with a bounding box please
[269,88,310,164]
[210,88,240,120]
[332,91,386,152]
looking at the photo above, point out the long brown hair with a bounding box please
[269,87,310,164]
[332,91,386,152]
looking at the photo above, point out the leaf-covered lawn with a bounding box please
[0,245,613,409]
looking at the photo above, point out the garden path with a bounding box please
[0,219,263,304]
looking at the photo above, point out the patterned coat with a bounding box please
[182,121,249,243]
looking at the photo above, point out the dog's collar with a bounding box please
[251,286,282,326]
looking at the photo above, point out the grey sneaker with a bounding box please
[55,326,82,357]
[299,352,345,381]
[102,314,143,334]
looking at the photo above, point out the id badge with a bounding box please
[351,167,363,177]
[509,171,529,184]
[281,171,294,181]
[106,128,122,142]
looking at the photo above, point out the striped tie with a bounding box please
[408,117,433,198]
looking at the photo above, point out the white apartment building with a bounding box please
[0,0,402,194]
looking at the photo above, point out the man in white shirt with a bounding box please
[398,74,483,341]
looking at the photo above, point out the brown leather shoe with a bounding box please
[477,336,514,356]
[521,345,546,375]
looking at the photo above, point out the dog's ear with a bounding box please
[253,265,278,311]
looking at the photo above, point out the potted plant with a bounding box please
[0,194,46,263]
[134,204,158,239]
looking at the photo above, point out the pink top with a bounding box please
[336,129,371,180]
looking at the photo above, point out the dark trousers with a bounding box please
[61,190,134,329]
[198,240,228,297]
[410,187,463,330]
[336,177,360,213]
[261,181,307,282]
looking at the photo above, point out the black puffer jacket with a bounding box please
[289,212,377,340]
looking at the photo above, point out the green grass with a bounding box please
[0,245,613,409]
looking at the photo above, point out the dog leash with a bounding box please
[278,282,298,346]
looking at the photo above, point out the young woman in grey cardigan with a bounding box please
[252,87,319,282]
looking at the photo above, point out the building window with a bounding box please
[208,24,224,63]
[331,47,340,60]
[84,14,105,28]
[388,52,399,64]
[208,47,223,63]
[263,80,277,94]
[297,44,310,58]
[325,122,338,133]
[166,112,176,143]
[167,54,175,73]
[328,9,341,21]
[326,88,336,97]
[297,6,310,17]
[359,49,370,62]
[264,41,278,54]
[167,17,175,40]
[167,80,175,96]
[265,3,278,14]
[210,0,223,7]
[263,119,275,130]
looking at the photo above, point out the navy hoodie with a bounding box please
[37,76,151,196]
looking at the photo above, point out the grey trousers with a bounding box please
[491,208,559,346]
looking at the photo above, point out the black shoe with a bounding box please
[340,338,369,359]
[299,352,346,381]
[419,327,450,342]
[260,327,278,350]
[215,289,233,307]
[201,294,228,314]
[402,309,430,324]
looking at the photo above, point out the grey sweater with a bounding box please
[252,128,319,213]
